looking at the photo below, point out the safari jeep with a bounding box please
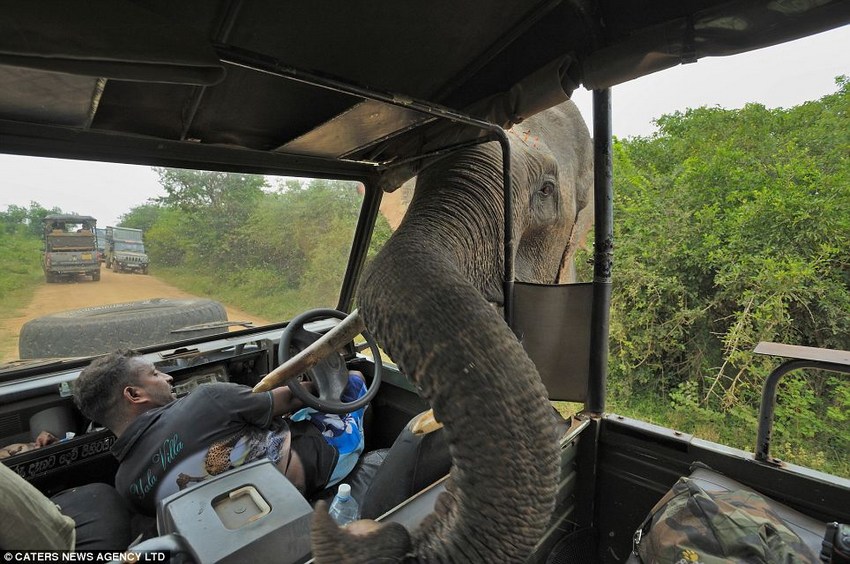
[41,214,101,283]
[1,2,849,563]
[104,226,150,275]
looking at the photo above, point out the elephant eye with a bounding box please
[539,181,555,197]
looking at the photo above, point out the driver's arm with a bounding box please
[270,381,316,416]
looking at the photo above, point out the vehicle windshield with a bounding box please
[114,242,145,253]
[0,158,396,367]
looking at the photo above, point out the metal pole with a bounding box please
[214,44,515,326]
[755,359,849,463]
[587,89,613,414]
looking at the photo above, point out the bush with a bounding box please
[605,79,850,476]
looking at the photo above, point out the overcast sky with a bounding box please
[1,24,848,227]
[570,24,850,139]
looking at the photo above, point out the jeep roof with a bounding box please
[3,1,848,178]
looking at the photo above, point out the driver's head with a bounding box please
[73,350,175,432]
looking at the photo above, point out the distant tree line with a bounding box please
[0,202,61,237]
[119,170,392,317]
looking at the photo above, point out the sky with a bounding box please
[1,24,848,227]
[570,23,850,138]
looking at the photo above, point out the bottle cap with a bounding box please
[337,483,351,499]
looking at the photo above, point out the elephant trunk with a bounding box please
[311,146,561,562]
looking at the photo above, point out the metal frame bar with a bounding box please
[0,119,373,179]
[755,358,850,463]
[337,178,383,313]
[586,88,613,414]
[213,43,517,324]
[180,0,246,141]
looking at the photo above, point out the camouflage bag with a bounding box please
[633,477,818,563]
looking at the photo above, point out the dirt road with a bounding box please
[0,268,270,363]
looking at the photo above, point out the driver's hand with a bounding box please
[271,381,314,416]
[35,431,59,447]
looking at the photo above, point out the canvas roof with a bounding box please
[2,0,848,186]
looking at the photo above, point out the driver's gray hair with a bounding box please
[73,350,141,429]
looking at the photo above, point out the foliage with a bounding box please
[151,169,267,268]
[118,203,165,233]
[605,77,850,475]
[153,169,267,213]
[0,230,43,314]
[0,202,62,314]
[0,202,62,237]
[121,174,390,319]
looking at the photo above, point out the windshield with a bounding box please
[0,160,393,366]
[114,242,145,253]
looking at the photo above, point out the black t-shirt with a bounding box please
[111,383,290,515]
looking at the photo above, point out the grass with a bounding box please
[0,232,43,362]
[153,265,318,324]
[155,265,398,363]
[0,232,43,316]
[556,388,850,479]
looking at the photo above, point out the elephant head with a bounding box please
[311,100,593,562]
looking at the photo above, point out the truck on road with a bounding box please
[105,226,150,274]
[41,214,101,283]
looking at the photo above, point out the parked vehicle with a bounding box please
[0,2,848,563]
[105,226,149,274]
[40,214,100,283]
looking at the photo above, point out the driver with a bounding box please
[72,350,366,515]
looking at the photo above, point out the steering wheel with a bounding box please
[277,308,382,414]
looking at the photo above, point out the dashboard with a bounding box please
[0,336,278,494]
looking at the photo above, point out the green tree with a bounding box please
[606,79,850,474]
[144,208,194,267]
[152,169,267,266]
[142,171,370,318]
[119,203,165,232]
[0,205,28,234]
[0,202,62,237]
[153,169,267,213]
[238,178,365,291]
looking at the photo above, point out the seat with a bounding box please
[341,410,452,520]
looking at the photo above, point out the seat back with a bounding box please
[350,412,452,520]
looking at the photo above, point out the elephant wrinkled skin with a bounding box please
[311,100,593,563]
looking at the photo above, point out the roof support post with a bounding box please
[586,88,613,415]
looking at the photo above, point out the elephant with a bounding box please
[311,100,593,562]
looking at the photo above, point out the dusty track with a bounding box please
[0,267,269,363]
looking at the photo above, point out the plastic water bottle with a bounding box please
[328,483,360,526]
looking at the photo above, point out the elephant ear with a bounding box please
[378,177,416,231]
[568,100,594,256]
[558,185,593,283]
[565,139,594,273]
